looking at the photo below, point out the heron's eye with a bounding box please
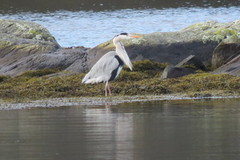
[114,34,119,38]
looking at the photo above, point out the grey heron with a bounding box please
[82,33,141,96]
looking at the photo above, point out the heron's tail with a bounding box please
[82,74,89,83]
[82,74,104,84]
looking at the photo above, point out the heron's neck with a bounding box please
[113,40,133,70]
[114,41,126,54]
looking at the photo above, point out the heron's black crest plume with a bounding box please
[114,32,128,38]
[120,33,128,36]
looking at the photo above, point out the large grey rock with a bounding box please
[0,47,88,76]
[0,19,90,76]
[0,19,60,56]
[0,19,61,75]
[160,65,195,79]
[87,20,240,69]
[212,55,240,77]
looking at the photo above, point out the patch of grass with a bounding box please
[20,69,60,78]
[181,64,198,70]
[131,59,167,72]
[0,75,10,83]
[0,60,239,101]
[122,59,167,78]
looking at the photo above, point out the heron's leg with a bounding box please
[105,82,109,96]
[107,83,112,96]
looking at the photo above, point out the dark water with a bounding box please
[0,99,240,160]
[0,0,240,47]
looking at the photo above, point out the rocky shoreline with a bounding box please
[0,19,239,77]
[0,19,239,102]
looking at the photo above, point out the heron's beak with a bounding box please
[129,35,141,38]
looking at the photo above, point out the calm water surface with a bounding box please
[0,98,240,160]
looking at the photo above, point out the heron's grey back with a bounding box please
[82,51,122,84]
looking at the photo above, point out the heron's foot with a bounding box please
[104,89,112,96]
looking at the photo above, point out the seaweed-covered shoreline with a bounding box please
[0,19,240,104]
[0,60,239,107]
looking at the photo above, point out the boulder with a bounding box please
[0,19,60,57]
[0,19,61,75]
[0,19,89,76]
[212,55,240,77]
[0,47,88,76]
[212,36,240,68]
[160,65,195,79]
[176,55,206,70]
[87,20,240,69]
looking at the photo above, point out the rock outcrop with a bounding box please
[212,55,240,77]
[0,19,60,56]
[212,36,240,68]
[87,21,240,70]
[0,47,88,76]
[0,19,239,77]
[0,19,88,76]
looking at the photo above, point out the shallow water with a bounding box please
[0,98,240,160]
[1,1,240,47]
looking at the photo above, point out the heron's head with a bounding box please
[112,33,140,71]
[113,33,141,43]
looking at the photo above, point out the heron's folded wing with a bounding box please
[82,51,120,84]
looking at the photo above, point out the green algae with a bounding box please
[21,69,61,78]
[202,28,239,43]
[0,75,9,82]
[182,21,240,43]
[184,21,214,31]
[0,41,12,48]
[28,29,54,41]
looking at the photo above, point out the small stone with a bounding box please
[160,65,195,79]
[176,55,206,70]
